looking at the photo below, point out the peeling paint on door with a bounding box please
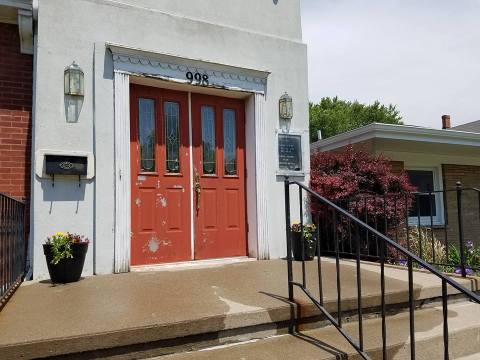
[148,238,160,253]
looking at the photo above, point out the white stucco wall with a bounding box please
[31,0,309,279]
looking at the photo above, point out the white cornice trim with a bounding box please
[0,0,32,10]
[311,123,480,152]
[108,44,269,94]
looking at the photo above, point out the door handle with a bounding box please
[194,172,201,211]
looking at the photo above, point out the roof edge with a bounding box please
[311,123,480,152]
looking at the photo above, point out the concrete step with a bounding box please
[1,259,478,359]
[160,301,480,360]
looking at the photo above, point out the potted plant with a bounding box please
[291,222,317,261]
[43,232,89,283]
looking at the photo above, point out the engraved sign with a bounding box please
[278,134,302,173]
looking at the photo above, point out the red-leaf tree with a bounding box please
[310,145,414,202]
[310,145,415,257]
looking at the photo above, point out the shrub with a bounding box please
[446,240,480,275]
[310,145,415,238]
[392,227,446,265]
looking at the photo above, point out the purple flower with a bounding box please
[398,260,408,266]
[454,267,474,275]
[466,240,474,254]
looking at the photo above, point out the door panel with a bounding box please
[192,94,247,260]
[130,85,191,265]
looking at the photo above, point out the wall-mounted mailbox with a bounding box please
[45,155,88,186]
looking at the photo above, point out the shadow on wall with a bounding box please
[40,178,92,214]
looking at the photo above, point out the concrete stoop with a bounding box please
[160,302,480,360]
[1,260,479,359]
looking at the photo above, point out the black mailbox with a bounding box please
[45,155,88,176]
[45,155,88,187]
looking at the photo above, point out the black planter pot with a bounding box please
[43,243,88,283]
[292,232,317,261]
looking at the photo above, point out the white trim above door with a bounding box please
[111,45,271,271]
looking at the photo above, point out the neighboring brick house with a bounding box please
[311,118,480,247]
[0,2,34,229]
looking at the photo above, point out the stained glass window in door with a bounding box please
[164,101,180,173]
[201,106,216,175]
[138,98,155,172]
[223,109,237,175]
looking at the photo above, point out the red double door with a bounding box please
[130,85,247,266]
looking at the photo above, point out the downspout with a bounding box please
[25,0,38,280]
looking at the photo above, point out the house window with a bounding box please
[406,168,444,225]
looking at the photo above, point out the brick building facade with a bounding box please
[0,22,33,202]
[387,161,480,246]
[442,164,480,247]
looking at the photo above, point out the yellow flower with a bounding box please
[55,232,66,237]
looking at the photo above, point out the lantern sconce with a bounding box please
[64,62,84,123]
[279,92,293,132]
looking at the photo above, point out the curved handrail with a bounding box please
[290,180,480,304]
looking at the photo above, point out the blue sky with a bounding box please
[301,0,480,128]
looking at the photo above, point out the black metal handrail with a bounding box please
[322,182,480,277]
[284,179,480,360]
[0,192,26,311]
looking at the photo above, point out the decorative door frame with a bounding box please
[110,44,270,272]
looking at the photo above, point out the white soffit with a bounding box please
[107,44,269,94]
[0,1,33,54]
[312,123,480,152]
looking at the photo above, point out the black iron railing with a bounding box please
[0,193,26,310]
[319,182,480,277]
[284,179,480,360]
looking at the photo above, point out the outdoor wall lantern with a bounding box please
[64,62,84,123]
[279,92,293,132]
[279,92,293,120]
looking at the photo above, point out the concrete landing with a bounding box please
[162,302,480,360]
[0,259,478,359]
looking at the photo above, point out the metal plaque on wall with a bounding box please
[278,134,302,173]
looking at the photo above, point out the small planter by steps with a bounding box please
[291,222,317,261]
[43,232,89,283]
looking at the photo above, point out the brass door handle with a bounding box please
[194,172,201,211]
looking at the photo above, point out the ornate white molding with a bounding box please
[255,93,270,259]
[114,72,131,273]
[109,45,268,94]
[17,9,33,55]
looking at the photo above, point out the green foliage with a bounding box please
[394,227,446,265]
[446,240,480,275]
[309,97,403,142]
[291,222,316,244]
[45,232,89,265]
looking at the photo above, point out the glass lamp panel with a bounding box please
[78,71,84,96]
[138,98,156,172]
[223,109,237,175]
[64,71,70,94]
[201,106,216,175]
[164,101,180,173]
[70,70,82,95]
